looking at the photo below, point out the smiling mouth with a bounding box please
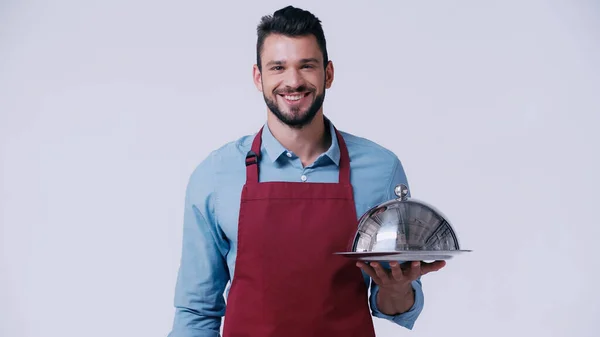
[279,92,311,103]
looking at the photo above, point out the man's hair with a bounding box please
[256,6,329,71]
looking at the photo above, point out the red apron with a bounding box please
[222,126,376,337]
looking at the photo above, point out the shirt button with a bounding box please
[286,152,292,157]
[300,175,307,182]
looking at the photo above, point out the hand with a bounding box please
[357,260,446,293]
[356,260,446,314]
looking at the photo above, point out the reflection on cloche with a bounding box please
[349,184,463,254]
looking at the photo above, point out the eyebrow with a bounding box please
[265,60,284,67]
[299,58,319,64]
[265,58,320,67]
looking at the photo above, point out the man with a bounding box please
[168,6,445,337]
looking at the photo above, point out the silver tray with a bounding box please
[334,250,472,261]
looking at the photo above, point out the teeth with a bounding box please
[284,95,302,101]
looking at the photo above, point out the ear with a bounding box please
[325,60,334,89]
[253,64,263,92]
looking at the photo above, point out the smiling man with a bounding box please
[167,6,445,337]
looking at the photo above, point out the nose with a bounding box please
[283,68,303,89]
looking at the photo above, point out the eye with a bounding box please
[301,64,314,69]
[270,66,283,71]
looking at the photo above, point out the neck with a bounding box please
[267,111,331,167]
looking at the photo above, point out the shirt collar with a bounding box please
[261,117,341,166]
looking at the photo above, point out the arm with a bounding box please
[368,156,425,329]
[370,276,424,329]
[168,155,230,337]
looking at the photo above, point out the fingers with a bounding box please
[392,260,447,280]
[356,262,382,284]
[356,261,390,285]
[371,262,391,284]
[419,260,446,276]
[389,261,404,280]
[357,260,447,285]
[404,261,421,280]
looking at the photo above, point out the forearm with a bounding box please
[171,216,229,335]
[376,283,415,315]
[170,163,229,336]
[168,321,221,337]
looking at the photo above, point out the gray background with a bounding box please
[1,0,599,336]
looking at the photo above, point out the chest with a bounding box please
[214,170,383,248]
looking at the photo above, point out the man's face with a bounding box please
[253,34,334,128]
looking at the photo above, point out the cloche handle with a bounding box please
[394,184,409,201]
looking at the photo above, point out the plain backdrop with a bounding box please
[1,0,599,336]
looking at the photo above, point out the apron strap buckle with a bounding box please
[245,151,259,166]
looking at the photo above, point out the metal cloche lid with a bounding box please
[335,184,472,261]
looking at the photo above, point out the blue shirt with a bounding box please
[168,118,424,337]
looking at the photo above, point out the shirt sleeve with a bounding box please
[168,153,230,337]
[368,156,425,330]
[370,278,424,329]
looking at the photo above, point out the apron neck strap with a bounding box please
[245,125,351,184]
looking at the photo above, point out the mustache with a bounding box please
[274,85,315,95]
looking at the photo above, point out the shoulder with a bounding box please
[191,134,254,175]
[337,129,409,201]
[338,129,402,168]
[185,134,254,198]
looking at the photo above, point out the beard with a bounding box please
[263,84,326,129]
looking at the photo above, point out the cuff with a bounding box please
[370,278,424,330]
[167,327,221,337]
